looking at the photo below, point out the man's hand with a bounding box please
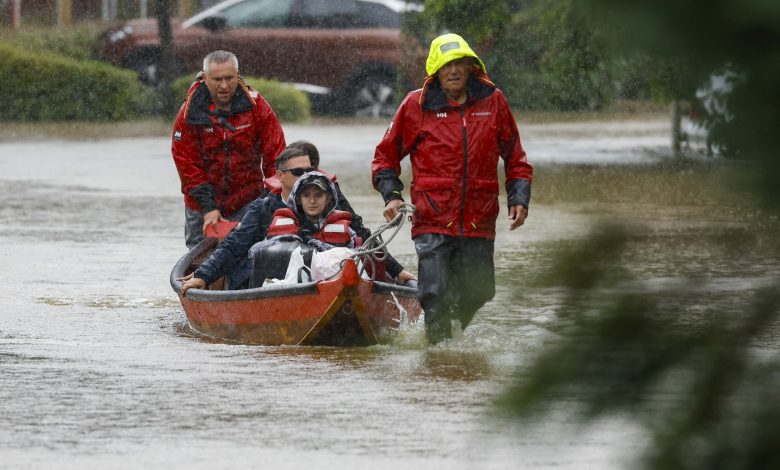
[508,205,528,230]
[179,275,207,295]
[396,269,417,286]
[383,199,404,222]
[202,209,226,236]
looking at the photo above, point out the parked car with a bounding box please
[98,0,424,116]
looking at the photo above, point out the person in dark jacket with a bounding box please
[172,50,286,248]
[264,140,416,285]
[263,172,357,250]
[180,147,414,294]
[371,33,534,344]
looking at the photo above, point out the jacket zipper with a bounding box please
[459,106,468,237]
[222,132,230,213]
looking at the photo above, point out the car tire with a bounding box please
[125,50,187,87]
[339,70,397,118]
[124,49,162,85]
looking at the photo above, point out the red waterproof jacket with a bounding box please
[372,73,533,240]
[172,79,286,216]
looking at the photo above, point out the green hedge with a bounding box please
[0,25,101,61]
[171,74,310,123]
[0,41,141,121]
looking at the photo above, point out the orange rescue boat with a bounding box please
[170,235,422,346]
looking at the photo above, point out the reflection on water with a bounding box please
[2,120,776,469]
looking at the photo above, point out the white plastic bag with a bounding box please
[311,247,355,281]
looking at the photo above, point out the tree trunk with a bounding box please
[157,0,176,115]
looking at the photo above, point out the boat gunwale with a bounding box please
[170,237,418,302]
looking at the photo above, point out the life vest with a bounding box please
[266,208,353,246]
[266,207,300,238]
[313,210,352,246]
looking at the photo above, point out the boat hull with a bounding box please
[170,238,422,346]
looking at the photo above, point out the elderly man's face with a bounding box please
[205,60,239,110]
[437,57,472,102]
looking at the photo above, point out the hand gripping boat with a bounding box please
[170,208,422,346]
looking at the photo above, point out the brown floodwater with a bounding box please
[1,118,777,469]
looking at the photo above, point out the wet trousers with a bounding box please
[414,234,496,344]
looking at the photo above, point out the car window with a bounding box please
[356,1,400,28]
[291,0,360,29]
[219,0,293,27]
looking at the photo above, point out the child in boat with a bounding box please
[267,171,357,249]
[247,171,358,286]
[179,147,412,294]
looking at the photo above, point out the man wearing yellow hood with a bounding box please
[371,33,533,344]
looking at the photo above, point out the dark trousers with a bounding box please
[414,234,496,344]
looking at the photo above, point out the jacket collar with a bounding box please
[185,80,256,127]
[420,72,496,111]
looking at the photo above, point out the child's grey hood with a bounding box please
[286,171,339,217]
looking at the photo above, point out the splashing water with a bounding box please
[388,292,427,348]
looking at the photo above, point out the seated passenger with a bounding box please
[179,146,413,294]
[248,172,357,286]
[266,140,415,285]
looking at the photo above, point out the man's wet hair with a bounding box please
[203,50,238,74]
[274,147,311,170]
[287,140,320,168]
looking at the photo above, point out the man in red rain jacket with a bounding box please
[172,50,286,248]
[372,33,533,344]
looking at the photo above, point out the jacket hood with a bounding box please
[287,171,340,218]
[425,33,487,77]
[419,72,496,111]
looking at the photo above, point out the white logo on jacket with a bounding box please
[436,112,448,118]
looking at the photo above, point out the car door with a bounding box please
[282,0,363,90]
[187,0,295,81]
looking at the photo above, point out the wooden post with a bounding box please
[671,100,682,158]
[179,0,195,18]
[12,0,22,29]
[57,0,73,26]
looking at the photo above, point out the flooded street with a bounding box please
[1,117,776,469]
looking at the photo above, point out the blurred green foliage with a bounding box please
[168,75,311,123]
[500,220,780,469]
[408,0,622,110]
[0,41,141,121]
[0,24,102,61]
[494,1,780,468]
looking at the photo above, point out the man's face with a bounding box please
[278,155,313,193]
[205,61,239,109]
[437,57,472,100]
[299,186,330,220]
